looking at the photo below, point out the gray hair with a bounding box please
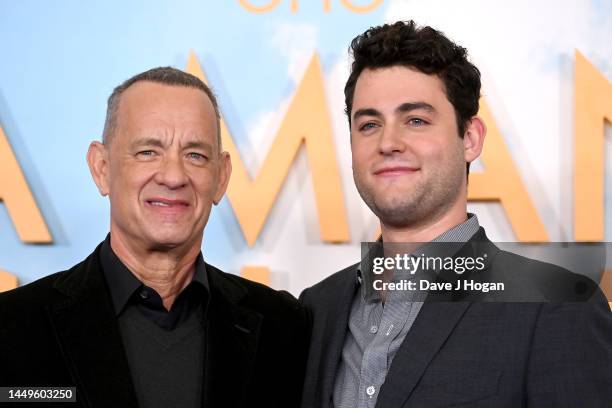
[102,66,221,149]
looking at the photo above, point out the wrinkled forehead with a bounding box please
[114,81,218,146]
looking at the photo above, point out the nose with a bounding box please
[378,124,406,156]
[154,154,188,189]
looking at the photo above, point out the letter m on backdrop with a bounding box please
[187,52,350,246]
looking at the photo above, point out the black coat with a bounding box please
[0,242,309,408]
[300,228,612,407]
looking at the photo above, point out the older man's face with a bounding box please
[102,81,229,252]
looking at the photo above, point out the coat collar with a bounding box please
[201,264,263,407]
[48,242,139,408]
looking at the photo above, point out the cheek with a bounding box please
[111,164,154,200]
[351,144,373,173]
[418,136,462,162]
[402,139,437,168]
[192,174,219,202]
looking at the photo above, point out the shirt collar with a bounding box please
[100,234,209,316]
[356,213,481,298]
[431,212,480,243]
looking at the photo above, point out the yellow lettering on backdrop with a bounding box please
[339,0,384,13]
[238,0,380,13]
[574,50,611,242]
[0,269,18,293]
[187,52,350,247]
[289,0,332,12]
[241,266,271,285]
[238,0,281,13]
[0,125,52,243]
[598,269,612,310]
[468,100,549,242]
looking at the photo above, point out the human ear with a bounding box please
[213,151,232,205]
[463,116,486,164]
[86,141,110,196]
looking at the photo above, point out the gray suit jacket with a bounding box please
[299,228,612,407]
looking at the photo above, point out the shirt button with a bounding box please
[370,325,378,334]
[366,386,376,397]
[139,289,149,300]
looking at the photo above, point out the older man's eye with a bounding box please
[187,152,206,161]
[137,150,156,157]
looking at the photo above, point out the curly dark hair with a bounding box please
[344,20,481,138]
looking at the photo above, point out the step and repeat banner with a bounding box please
[0,0,611,296]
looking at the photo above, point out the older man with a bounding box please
[300,21,612,408]
[0,68,308,408]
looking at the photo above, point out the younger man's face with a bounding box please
[350,65,468,229]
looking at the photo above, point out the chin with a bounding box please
[145,231,192,250]
[373,199,422,225]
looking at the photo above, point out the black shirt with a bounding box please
[100,234,210,330]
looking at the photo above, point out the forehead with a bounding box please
[115,81,217,142]
[352,66,449,111]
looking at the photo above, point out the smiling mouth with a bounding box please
[145,199,190,208]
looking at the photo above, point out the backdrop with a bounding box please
[1,0,611,297]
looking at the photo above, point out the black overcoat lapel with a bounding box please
[202,265,263,407]
[48,247,139,408]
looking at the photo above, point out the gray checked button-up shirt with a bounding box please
[332,214,480,408]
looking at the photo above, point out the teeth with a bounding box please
[150,201,170,207]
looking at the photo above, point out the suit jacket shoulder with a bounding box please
[0,270,66,314]
[483,244,601,302]
[299,262,358,306]
[207,263,303,317]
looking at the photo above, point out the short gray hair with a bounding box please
[102,66,221,148]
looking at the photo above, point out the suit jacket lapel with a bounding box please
[318,268,359,408]
[47,246,139,408]
[203,265,262,407]
[375,301,471,407]
[375,228,497,407]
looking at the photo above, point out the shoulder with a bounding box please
[0,269,78,340]
[0,249,97,321]
[0,270,69,314]
[489,249,600,301]
[205,263,302,319]
[299,262,359,305]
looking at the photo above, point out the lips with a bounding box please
[145,198,190,208]
[373,166,419,176]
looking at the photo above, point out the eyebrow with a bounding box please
[182,141,213,152]
[352,108,382,122]
[130,138,212,152]
[352,102,436,122]
[131,137,165,148]
[396,102,436,114]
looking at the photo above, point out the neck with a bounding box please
[381,198,468,243]
[109,227,201,311]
